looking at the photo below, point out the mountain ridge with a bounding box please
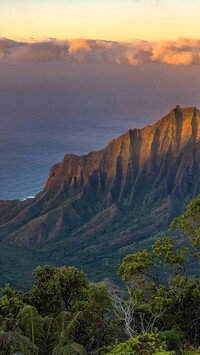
[0,106,200,278]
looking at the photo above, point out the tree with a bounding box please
[0,305,87,355]
[0,284,25,318]
[118,230,200,345]
[52,311,87,355]
[170,194,200,259]
[0,305,43,355]
[119,237,189,301]
[111,286,166,339]
[0,265,114,354]
[27,265,88,316]
[74,283,113,353]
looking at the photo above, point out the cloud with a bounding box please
[0,38,69,62]
[1,37,200,65]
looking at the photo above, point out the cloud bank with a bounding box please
[1,37,200,65]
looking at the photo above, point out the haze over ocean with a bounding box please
[1,61,200,200]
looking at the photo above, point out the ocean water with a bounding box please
[1,61,200,200]
[0,112,131,200]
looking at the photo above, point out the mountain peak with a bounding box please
[1,106,200,281]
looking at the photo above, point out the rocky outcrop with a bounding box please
[0,106,200,251]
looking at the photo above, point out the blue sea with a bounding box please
[1,61,200,200]
[0,111,132,200]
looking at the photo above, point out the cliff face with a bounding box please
[0,106,200,252]
[45,105,200,203]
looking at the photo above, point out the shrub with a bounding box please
[107,333,175,354]
[161,329,185,351]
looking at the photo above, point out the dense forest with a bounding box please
[0,196,200,355]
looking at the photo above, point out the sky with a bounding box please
[1,0,200,41]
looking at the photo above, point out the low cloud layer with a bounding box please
[1,37,200,65]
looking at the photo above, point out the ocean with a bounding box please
[1,61,200,200]
[0,111,131,200]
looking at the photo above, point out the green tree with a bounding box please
[170,194,200,259]
[0,305,87,355]
[118,233,200,346]
[0,284,25,318]
[52,311,87,355]
[74,283,113,353]
[27,265,88,316]
[0,265,113,354]
[119,237,188,304]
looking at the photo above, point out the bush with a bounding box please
[107,333,176,354]
[183,347,200,355]
[161,329,185,351]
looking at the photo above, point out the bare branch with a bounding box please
[110,287,166,339]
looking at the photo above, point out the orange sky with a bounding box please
[1,0,200,41]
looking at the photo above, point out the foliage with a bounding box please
[74,283,113,353]
[111,287,167,341]
[1,196,200,354]
[0,284,25,318]
[183,348,200,355]
[160,329,185,352]
[0,265,116,354]
[118,239,184,338]
[118,195,200,346]
[106,333,175,354]
[118,242,200,344]
[119,237,188,295]
[18,305,44,350]
[0,305,87,355]
[27,265,88,316]
[170,194,200,259]
[51,311,87,355]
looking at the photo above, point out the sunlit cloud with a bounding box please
[1,37,200,65]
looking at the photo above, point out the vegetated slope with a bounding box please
[0,105,200,283]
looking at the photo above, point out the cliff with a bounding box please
[0,106,200,277]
